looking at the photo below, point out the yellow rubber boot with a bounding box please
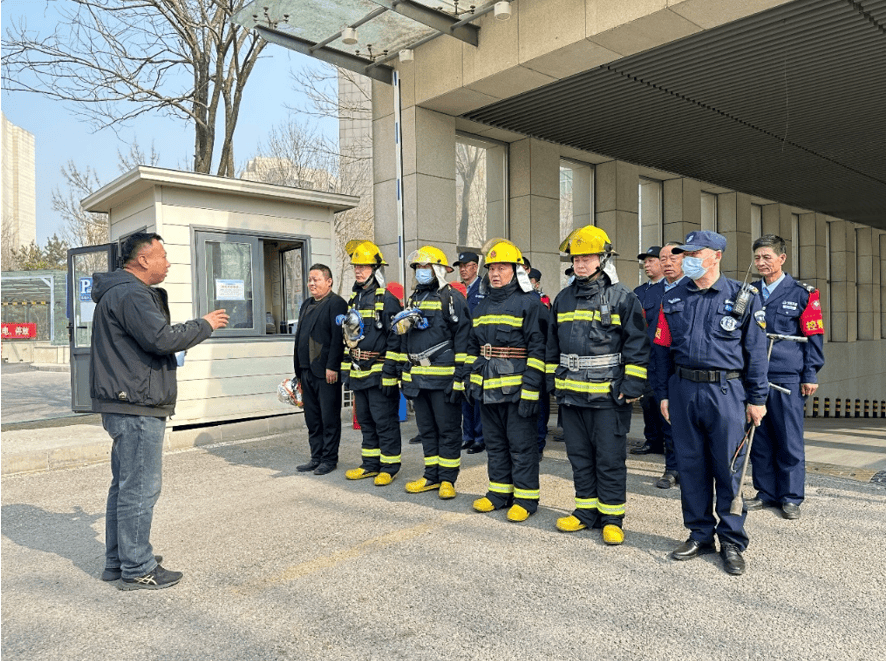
[345,467,379,480]
[473,497,496,513]
[439,481,456,499]
[603,524,625,545]
[556,515,588,532]
[374,472,394,486]
[507,504,531,522]
[405,478,441,493]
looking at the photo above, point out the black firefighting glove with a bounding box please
[517,395,539,418]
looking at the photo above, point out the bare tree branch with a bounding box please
[2,0,269,175]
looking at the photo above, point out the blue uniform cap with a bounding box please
[527,268,542,281]
[637,246,662,260]
[453,251,480,266]
[674,230,727,253]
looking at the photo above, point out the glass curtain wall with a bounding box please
[455,133,507,251]
[560,159,595,289]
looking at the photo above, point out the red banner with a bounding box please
[1,323,37,340]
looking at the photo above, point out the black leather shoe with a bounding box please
[782,503,801,520]
[743,497,775,511]
[467,442,486,454]
[720,543,746,575]
[409,435,422,445]
[313,462,337,475]
[671,538,717,561]
[656,471,678,489]
[462,440,474,450]
[630,443,663,455]
[297,460,321,472]
[551,429,564,442]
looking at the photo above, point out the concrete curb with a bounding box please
[1,413,303,476]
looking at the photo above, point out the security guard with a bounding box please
[747,234,825,520]
[467,241,547,522]
[548,226,649,545]
[454,251,486,455]
[339,241,405,486]
[652,230,769,576]
[631,246,667,457]
[397,246,471,500]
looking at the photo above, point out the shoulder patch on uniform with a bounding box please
[754,310,767,330]
[747,285,759,295]
[797,281,816,293]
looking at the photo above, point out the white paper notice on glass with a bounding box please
[215,279,245,301]
[80,300,96,323]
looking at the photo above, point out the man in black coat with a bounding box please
[293,263,348,475]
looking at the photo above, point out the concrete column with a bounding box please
[856,226,875,341]
[662,177,701,244]
[509,137,561,295]
[828,219,857,343]
[372,77,457,285]
[596,160,640,289]
[880,232,886,338]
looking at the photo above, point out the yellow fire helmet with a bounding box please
[407,245,454,273]
[483,239,524,267]
[559,225,615,256]
[346,240,388,266]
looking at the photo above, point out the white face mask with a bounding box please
[682,255,707,280]
[415,268,434,285]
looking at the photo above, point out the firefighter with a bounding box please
[467,240,547,522]
[548,226,650,545]
[339,241,405,486]
[396,246,471,500]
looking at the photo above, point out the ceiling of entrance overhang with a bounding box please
[464,0,886,229]
[233,0,494,83]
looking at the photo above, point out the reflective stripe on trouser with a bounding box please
[412,388,462,484]
[560,404,630,528]
[354,387,402,475]
[480,400,540,512]
[668,375,749,550]
[751,381,806,506]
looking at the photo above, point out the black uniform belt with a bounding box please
[480,344,527,359]
[351,348,380,361]
[677,367,742,383]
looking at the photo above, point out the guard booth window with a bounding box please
[195,230,307,338]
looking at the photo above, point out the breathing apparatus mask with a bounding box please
[335,309,365,348]
[277,377,303,408]
[391,308,429,335]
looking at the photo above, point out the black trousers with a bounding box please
[412,388,462,484]
[300,369,343,464]
[561,404,631,528]
[481,401,540,513]
[640,384,666,451]
[354,387,402,475]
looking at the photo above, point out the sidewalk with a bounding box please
[2,362,885,479]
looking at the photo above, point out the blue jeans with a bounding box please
[102,413,166,579]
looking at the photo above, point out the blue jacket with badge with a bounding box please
[751,273,825,384]
[633,280,665,346]
[465,276,485,315]
[651,275,769,405]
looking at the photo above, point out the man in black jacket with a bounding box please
[293,264,348,475]
[91,232,228,590]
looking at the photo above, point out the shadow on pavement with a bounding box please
[1,503,105,578]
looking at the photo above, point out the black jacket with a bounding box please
[90,269,213,417]
[292,291,348,379]
[340,278,403,391]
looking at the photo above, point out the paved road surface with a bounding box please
[3,427,885,661]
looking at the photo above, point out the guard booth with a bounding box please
[70,166,357,429]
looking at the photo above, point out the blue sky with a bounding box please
[1,0,337,244]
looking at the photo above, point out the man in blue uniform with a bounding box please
[527,266,552,459]
[467,241,547,522]
[747,234,825,520]
[653,230,769,575]
[340,241,405,486]
[398,246,472,500]
[653,243,687,489]
[549,226,650,545]
[631,246,666,457]
[454,251,486,454]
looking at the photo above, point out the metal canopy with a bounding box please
[233,0,489,83]
[464,0,886,229]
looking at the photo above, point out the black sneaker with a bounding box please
[102,555,163,582]
[119,564,183,591]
